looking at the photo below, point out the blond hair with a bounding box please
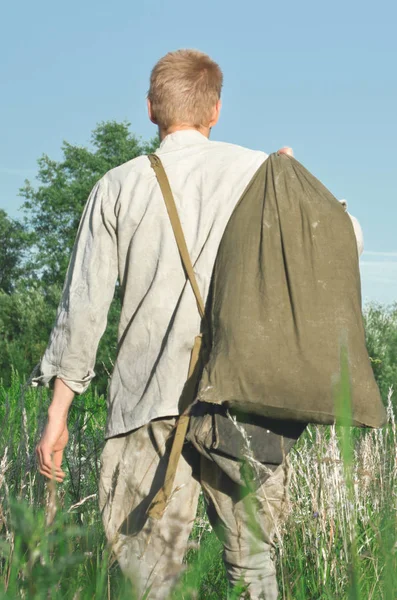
[148,49,223,130]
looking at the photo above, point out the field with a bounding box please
[0,374,396,599]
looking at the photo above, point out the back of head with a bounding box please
[148,49,223,131]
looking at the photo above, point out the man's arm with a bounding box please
[36,378,74,482]
[349,213,364,256]
[35,176,118,481]
[339,199,364,256]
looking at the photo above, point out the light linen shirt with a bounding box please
[33,130,363,438]
[33,131,268,437]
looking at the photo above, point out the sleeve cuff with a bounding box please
[30,368,95,395]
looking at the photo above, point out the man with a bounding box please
[35,49,362,599]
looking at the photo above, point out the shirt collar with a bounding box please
[158,129,210,151]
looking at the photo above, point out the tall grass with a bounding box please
[0,373,396,599]
[281,391,396,600]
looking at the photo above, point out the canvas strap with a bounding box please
[147,153,204,519]
[148,153,205,319]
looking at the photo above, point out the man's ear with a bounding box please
[147,98,157,125]
[209,99,222,128]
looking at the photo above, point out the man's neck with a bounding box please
[159,124,211,142]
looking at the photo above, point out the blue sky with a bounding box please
[1,0,396,305]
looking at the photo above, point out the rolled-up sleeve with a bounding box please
[32,176,118,394]
[340,200,364,257]
[348,214,364,257]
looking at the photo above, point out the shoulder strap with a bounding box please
[146,153,205,521]
[148,153,205,319]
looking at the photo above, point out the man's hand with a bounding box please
[36,377,74,483]
[36,419,69,482]
[277,147,294,157]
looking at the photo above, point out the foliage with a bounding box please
[0,375,396,598]
[0,209,26,293]
[0,283,60,388]
[364,302,397,404]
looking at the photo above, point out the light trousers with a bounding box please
[99,417,287,599]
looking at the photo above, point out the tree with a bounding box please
[0,209,26,293]
[0,283,61,387]
[21,121,158,286]
[364,303,397,406]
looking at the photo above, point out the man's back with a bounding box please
[36,129,267,437]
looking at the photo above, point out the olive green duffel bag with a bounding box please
[196,153,386,428]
